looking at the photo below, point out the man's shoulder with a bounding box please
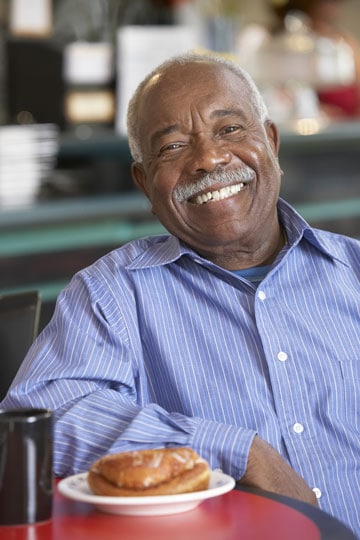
[93,234,175,270]
[308,227,360,262]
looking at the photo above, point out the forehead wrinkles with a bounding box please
[145,86,249,139]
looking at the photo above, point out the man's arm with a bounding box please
[0,274,255,479]
[238,435,318,506]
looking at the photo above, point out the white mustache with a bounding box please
[174,166,255,202]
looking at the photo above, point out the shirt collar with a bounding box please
[278,198,351,267]
[126,235,189,270]
[127,198,351,271]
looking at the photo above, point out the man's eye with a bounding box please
[221,125,240,135]
[159,142,184,155]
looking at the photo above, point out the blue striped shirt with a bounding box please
[2,198,360,536]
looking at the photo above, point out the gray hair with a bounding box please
[126,51,269,163]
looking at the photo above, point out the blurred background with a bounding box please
[0,0,359,328]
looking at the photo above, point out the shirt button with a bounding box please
[258,290,266,301]
[293,422,304,434]
[312,487,322,499]
[277,351,288,362]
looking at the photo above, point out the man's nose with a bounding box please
[188,138,231,174]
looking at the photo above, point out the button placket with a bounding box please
[255,281,320,501]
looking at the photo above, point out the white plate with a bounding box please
[58,470,235,516]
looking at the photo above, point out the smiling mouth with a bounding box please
[190,182,247,205]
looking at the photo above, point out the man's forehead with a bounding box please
[143,61,244,101]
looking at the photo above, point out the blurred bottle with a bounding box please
[53,1,115,132]
[194,0,244,53]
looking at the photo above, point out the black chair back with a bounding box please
[0,291,41,401]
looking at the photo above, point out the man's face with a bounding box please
[132,61,282,263]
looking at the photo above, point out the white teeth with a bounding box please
[194,183,245,205]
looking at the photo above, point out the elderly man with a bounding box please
[2,53,359,537]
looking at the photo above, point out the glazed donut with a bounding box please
[88,447,211,497]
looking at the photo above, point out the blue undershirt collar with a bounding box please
[232,265,272,284]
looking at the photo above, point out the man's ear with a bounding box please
[131,162,150,199]
[264,120,280,156]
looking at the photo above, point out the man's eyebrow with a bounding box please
[150,124,181,147]
[211,108,246,119]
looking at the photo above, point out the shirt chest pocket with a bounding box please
[338,359,360,431]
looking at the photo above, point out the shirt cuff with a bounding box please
[191,418,257,481]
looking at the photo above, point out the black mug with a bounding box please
[0,408,53,526]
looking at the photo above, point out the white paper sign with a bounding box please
[116,25,198,135]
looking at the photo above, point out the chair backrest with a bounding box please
[0,290,41,401]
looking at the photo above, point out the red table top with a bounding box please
[0,483,355,540]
